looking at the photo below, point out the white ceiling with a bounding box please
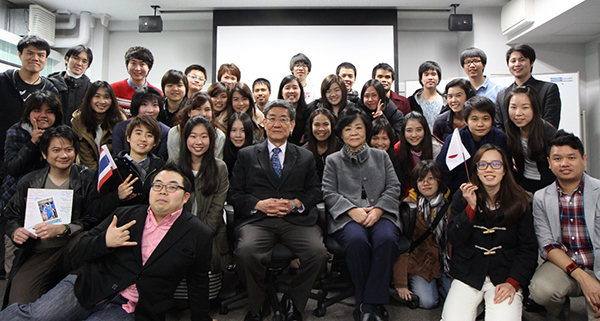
[8,0,509,22]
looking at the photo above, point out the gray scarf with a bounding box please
[418,192,450,274]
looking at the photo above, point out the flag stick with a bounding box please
[462,152,471,183]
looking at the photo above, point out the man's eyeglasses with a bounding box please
[476,161,503,170]
[151,182,186,193]
[187,74,206,82]
[266,117,290,124]
[464,58,482,65]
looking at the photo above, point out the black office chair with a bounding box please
[312,203,412,317]
[218,204,312,321]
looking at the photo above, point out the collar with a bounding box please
[267,140,287,155]
[556,176,585,197]
[343,143,369,161]
[146,207,183,227]
[126,78,147,90]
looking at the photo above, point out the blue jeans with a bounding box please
[409,273,451,309]
[0,274,135,321]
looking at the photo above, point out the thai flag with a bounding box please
[97,145,118,192]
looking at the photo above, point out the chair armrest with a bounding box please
[225,204,235,225]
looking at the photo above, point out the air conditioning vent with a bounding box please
[29,5,56,46]
[501,0,535,36]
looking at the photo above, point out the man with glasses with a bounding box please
[184,64,207,98]
[229,99,327,321]
[48,45,93,126]
[290,53,319,103]
[460,47,505,106]
[0,163,214,321]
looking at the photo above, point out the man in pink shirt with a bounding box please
[0,164,214,321]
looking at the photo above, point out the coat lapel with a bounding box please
[257,141,280,188]
[142,212,192,268]
[129,212,146,267]
[583,174,600,245]
[279,145,297,185]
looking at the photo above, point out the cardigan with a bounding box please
[322,146,401,234]
[71,110,126,170]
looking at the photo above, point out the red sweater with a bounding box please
[110,79,162,118]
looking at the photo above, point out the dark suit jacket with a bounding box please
[73,205,213,321]
[228,141,322,231]
[495,76,561,130]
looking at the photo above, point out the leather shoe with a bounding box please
[374,305,388,321]
[244,299,270,321]
[354,303,376,321]
[281,297,302,321]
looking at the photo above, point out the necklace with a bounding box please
[24,76,41,85]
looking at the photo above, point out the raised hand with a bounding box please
[460,182,478,209]
[30,118,44,145]
[118,174,139,201]
[105,215,137,248]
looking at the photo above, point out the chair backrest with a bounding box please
[399,201,417,240]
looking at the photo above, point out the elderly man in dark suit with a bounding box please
[495,43,561,130]
[228,99,328,321]
[0,164,214,321]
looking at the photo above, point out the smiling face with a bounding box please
[19,45,48,74]
[476,149,505,191]
[232,91,250,113]
[220,72,237,87]
[548,145,586,185]
[292,62,309,82]
[253,83,270,106]
[43,137,75,171]
[282,80,301,105]
[127,124,156,157]
[338,67,356,92]
[446,86,467,114]
[467,110,492,142]
[508,93,534,130]
[363,86,379,111]
[189,101,213,122]
[66,51,90,76]
[325,82,343,106]
[230,119,246,147]
[127,58,150,84]
[186,123,211,161]
[165,81,186,102]
[187,70,206,93]
[312,113,332,142]
[371,130,391,151]
[417,171,439,200]
[342,117,366,151]
[210,91,228,113]
[421,69,439,90]
[462,56,484,79]
[508,51,532,81]
[137,99,160,119]
[30,104,56,129]
[149,170,190,218]
[375,69,394,92]
[91,87,112,115]
[404,119,425,148]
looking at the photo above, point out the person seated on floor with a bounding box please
[441,144,538,321]
[322,107,401,321]
[111,87,170,160]
[529,130,600,320]
[95,115,165,214]
[228,99,328,321]
[3,125,97,306]
[0,164,214,321]
[393,160,451,310]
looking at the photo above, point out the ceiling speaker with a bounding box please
[139,16,163,33]
[448,14,472,31]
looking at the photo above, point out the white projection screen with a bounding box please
[213,9,398,94]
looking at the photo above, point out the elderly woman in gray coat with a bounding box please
[322,107,401,321]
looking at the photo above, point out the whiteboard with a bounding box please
[216,25,395,97]
[405,72,581,138]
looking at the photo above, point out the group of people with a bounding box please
[0,33,593,321]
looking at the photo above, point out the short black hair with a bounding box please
[548,130,584,157]
[372,63,395,81]
[462,96,495,121]
[336,62,357,76]
[125,46,154,70]
[411,160,447,195]
[290,53,312,72]
[184,64,207,77]
[334,107,372,140]
[157,162,192,193]
[39,125,80,157]
[161,69,189,94]
[17,35,50,56]
[21,90,64,126]
[130,87,163,117]
[444,78,476,99]
[460,47,487,67]
[252,78,271,92]
[506,44,536,71]
[126,115,162,147]
[65,45,93,67]
[418,61,442,86]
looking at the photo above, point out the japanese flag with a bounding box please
[445,128,471,171]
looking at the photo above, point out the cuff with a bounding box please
[466,204,476,222]
[506,277,520,291]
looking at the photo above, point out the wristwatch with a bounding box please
[58,224,71,238]
[290,199,298,213]
[566,261,580,275]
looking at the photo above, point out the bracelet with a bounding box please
[566,261,580,276]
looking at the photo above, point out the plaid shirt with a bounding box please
[542,179,594,269]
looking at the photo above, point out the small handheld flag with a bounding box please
[97,145,118,192]
[445,128,471,182]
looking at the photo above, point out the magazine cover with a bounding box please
[24,188,73,235]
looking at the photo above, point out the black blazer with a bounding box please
[73,205,213,321]
[495,77,561,130]
[228,141,322,230]
[448,190,538,291]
